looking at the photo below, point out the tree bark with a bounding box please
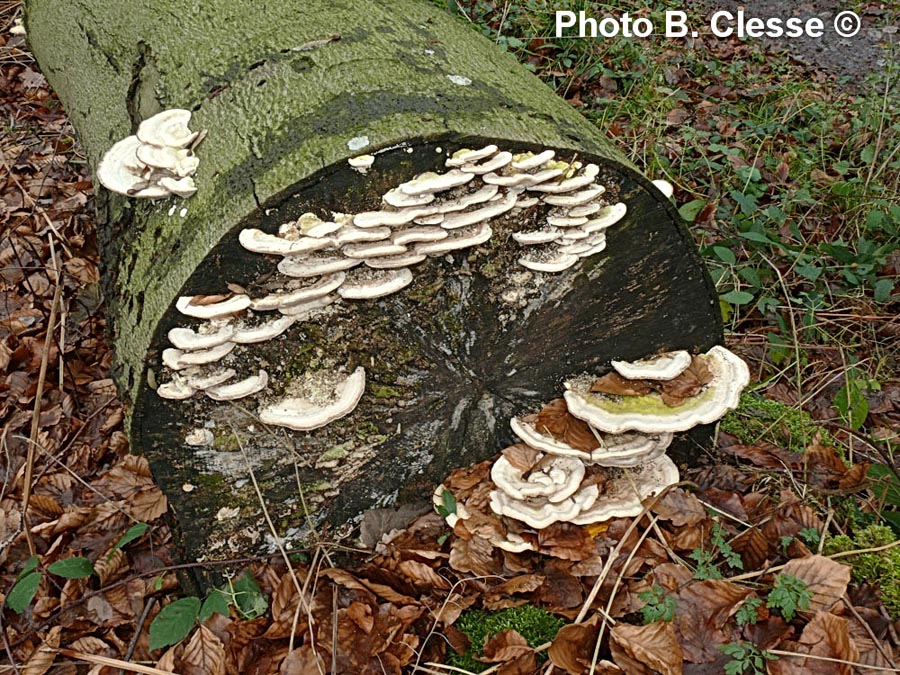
[26,0,722,559]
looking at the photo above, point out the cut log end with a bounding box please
[133,138,721,559]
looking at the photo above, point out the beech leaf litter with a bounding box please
[2,2,900,674]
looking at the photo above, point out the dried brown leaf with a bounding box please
[590,372,653,397]
[610,621,683,675]
[449,534,501,576]
[22,626,60,675]
[280,645,327,674]
[769,612,858,675]
[651,488,706,526]
[548,614,601,675]
[781,555,851,613]
[479,629,532,663]
[397,559,451,591]
[533,399,600,451]
[501,443,543,471]
[181,625,225,675]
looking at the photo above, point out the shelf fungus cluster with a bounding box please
[97,109,201,199]
[156,143,633,436]
[434,346,749,554]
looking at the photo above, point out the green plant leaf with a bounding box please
[834,381,869,430]
[712,246,736,265]
[874,279,894,303]
[738,231,776,245]
[17,556,40,580]
[112,522,149,553]
[6,572,42,614]
[48,557,95,579]
[149,597,200,651]
[199,589,231,624]
[721,290,754,305]
[678,199,707,223]
[231,572,268,619]
[868,464,900,507]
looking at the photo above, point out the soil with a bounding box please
[701,0,897,82]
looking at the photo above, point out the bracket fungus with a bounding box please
[565,346,750,434]
[433,344,748,548]
[97,109,202,199]
[258,366,366,431]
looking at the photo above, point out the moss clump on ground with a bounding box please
[721,392,836,453]
[824,524,900,618]
[446,605,565,672]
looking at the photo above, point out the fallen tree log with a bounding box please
[26,0,722,560]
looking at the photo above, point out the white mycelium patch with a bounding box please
[157,144,630,433]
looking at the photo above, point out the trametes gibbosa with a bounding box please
[433,345,750,553]
[157,144,650,437]
[97,109,202,199]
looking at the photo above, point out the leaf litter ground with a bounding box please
[2,1,900,673]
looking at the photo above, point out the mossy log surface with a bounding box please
[27,0,722,559]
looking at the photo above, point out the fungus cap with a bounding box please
[582,203,628,232]
[96,135,147,196]
[136,109,198,148]
[176,294,251,319]
[652,179,674,199]
[611,350,692,381]
[445,145,498,167]
[168,322,235,350]
[337,268,413,300]
[239,228,333,256]
[415,223,492,255]
[489,482,600,530]
[157,377,195,400]
[206,370,269,401]
[568,454,679,525]
[278,255,360,278]
[249,273,346,311]
[490,453,585,502]
[258,366,366,431]
[518,250,578,273]
[232,315,296,343]
[512,228,561,245]
[510,416,672,468]
[564,346,751,434]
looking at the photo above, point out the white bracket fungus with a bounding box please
[206,370,269,401]
[564,345,751,434]
[258,367,366,431]
[652,179,675,199]
[510,416,672,468]
[611,350,692,381]
[490,453,586,502]
[157,143,645,435]
[97,109,202,199]
[176,295,251,320]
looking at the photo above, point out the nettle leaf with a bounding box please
[149,597,201,651]
[113,522,149,553]
[6,572,42,614]
[48,557,95,579]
